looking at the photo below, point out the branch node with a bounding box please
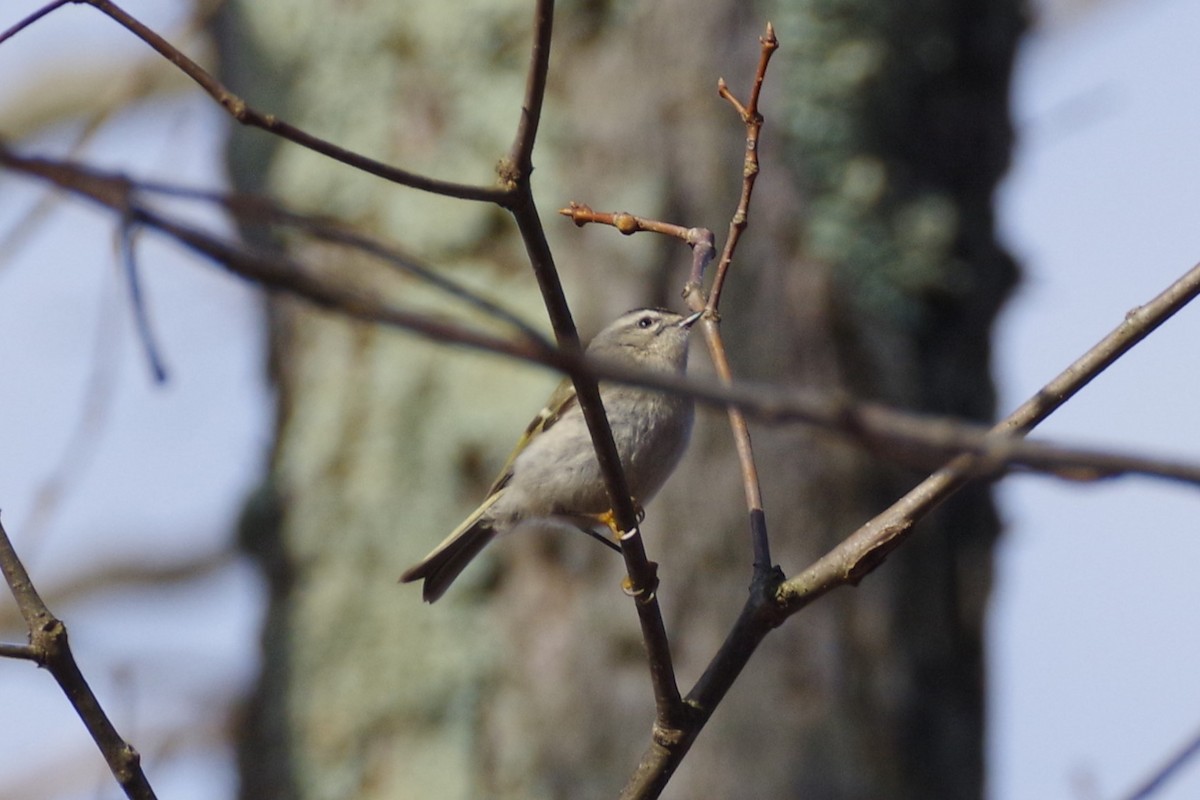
[614,212,639,235]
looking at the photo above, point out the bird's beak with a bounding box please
[679,310,703,329]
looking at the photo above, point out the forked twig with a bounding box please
[6,5,1200,799]
[0,516,157,800]
[562,24,781,580]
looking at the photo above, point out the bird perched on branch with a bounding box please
[401,307,702,602]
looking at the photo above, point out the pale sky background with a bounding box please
[1,1,1199,798]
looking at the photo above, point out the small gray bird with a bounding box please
[401,307,701,602]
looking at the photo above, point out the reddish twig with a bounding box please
[562,24,781,581]
[620,26,782,799]
[560,203,706,243]
[0,516,158,800]
[707,21,777,315]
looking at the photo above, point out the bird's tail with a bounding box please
[400,497,500,603]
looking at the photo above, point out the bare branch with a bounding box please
[5,148,1200,490]
[0,0,69,46]
[562,23,782,593]
[28,0,510,203]
[496,0,686,730]
[1118,723,1200,800]
[624,258,1200,799]
[619,25,783,797]
[708,21,777,315]
[778,257,1200,611]
[0,516,158,800]
[505,0,554,184]
[116,217,169,382]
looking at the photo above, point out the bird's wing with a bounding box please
[485,377,578,496]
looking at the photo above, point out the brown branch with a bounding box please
[505,0,554,184]
[4,0,688,740]
[6,150,1200,489]
[563,23,781,585]
[620,258,1200,797]
[620,26,782,799]
[778,257,1200,610]
[127,179,552,344]
[707,21,777,315]
[0,516,157,800]
[501,0,685,731]
[8,140,1200,800]
[560,203,701,242]
[691,22,779,575]
[33,0,510,204]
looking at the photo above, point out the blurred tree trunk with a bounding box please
[217,0,1021,798]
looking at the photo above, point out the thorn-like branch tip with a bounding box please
[763,21,778,48]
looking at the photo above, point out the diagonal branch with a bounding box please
[6,149,1200,491]
[620,258,1200,799]
[0,516,158,800]
[778,256,1200,611]
[499,0,685,730]
[0,0,69,46]
[38,0,511,204]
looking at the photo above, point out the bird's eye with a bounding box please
[637,315,654,329]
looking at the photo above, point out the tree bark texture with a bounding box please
[218,1,1022,798]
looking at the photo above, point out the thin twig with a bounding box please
[560,203,701,242]
[563,24,782,578]
[505,0,554,184]
[0,642,40,660]
[1118,723,1200,800]
[0,0,69,46]
[139,183,552,344]
[0,516,157,800]
[707,21,777,315]
[693,23,779,573]
[116,217,168,382]
[621,27,782,798]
